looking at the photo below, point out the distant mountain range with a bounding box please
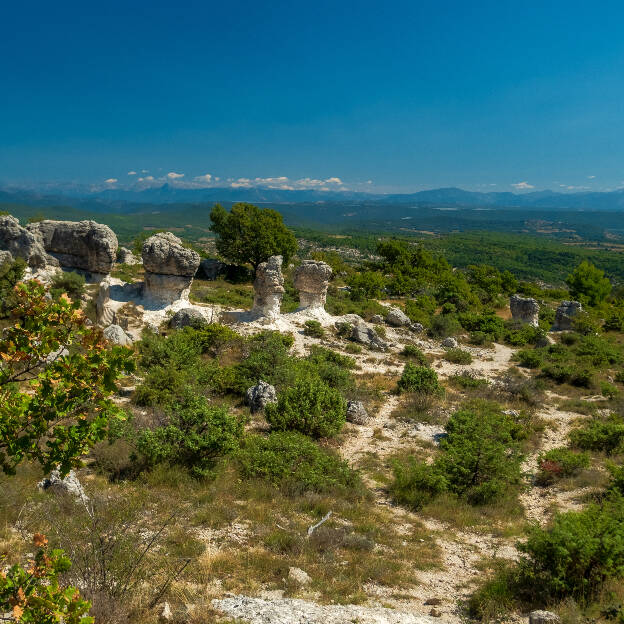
[2,184,624,212]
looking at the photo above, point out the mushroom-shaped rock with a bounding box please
[385,306,411,327]
[552,300,583,331]
[0,215,52,268]
[510,294,539,327]
[346,400,370,425]
[38,469,88,501]
[251,255,285,319]
[246,381,277,413]
[27,219,117,274]
[294,260,332,310]
[170,308,209,330]
[142,232,200,304]
[103,324,134,346]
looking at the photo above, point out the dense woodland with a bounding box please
[1,203,624,623]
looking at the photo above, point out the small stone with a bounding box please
[410,322,424,333]
[441,337,458,348]
[370,314,384,324]
[346,400,369,425]
[170,307,208,330]
[529,610,561,624]
[103,324,134,346]
[429,608,442,617]
[385,306,411,327]
[288,566,311,585]
[117,246,139,265]
[158,601,173,623]
[38,469,88,501]
[351,321,387,350]
[246,381,277,413]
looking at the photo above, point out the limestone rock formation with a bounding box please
[38,469,88,501]
[170,307,209,330]
[251,256,285,319]
[552,300,583,331]
[27,219,117,274]
[142,232,200,304]
[246,381,277,413]
[385,306,411,327]
[441,337,458,348]
[529,611,560,624]
[199,258,228,280]
[294,260,332,310]
[510,294,539,326]
[0,215,52,268]
[117,246,139,265]
[103,324,134,346]
[351,321,387,350]
[288,567,312,585]
[0,249,13,267]
[370,314,384,324]
[346,400,370,425]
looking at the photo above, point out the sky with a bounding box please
[2,0,624,194]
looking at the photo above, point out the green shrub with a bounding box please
[335,321,353,338]
[303,319,325,338]
[517,349,543,369]
[566,261,612,306]
[428,313,462,338]
[444,347,473,364]
[569,413,624,455]
[264,377,347,438]
[536,447,590,485]
[448,372,489,389]
[50,270,85,301]
[132,393,243,478]
[397,364,443,395]
[400,344,428,365]
[0,257,26,317]
[504,323,545,347]
[390,458,448,510]
[458,312,505,341]
[601,381,619,399]
[237,431,363,497]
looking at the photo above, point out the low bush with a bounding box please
[516,349,543,369]
[390,458,448,510]
[397,364,443,395]
[50,270,85,301]
[0,257,25,317]
[237,431,363,497]
[265,377,347,438]
[399,344,428,365]
[569,413,624,455]
[448,372,489,389]
[303,319,325,338]
[428,313,462,338]
[444,347,473,364]
[535,447,590,485]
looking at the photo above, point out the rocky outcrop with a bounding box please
[346,401,369,425]
[0,249,13,267]
[170,308,209,330]
[294,260,332,310]
[441,337,458,348]
[38,469,88,501]
[251,256,285,319]
[385,306,411,327]
[370,314,384,324]
[199,258,228,280]
[510,294,539,326]
[142,233,200,304]
[552,300,583,331]
[529,611,560,624]
[27,220,117,274]
[103,324,134,346]
[246,381,277,413]
[117,246,139,265]
[351,321,387,350]
[0,215,52,268]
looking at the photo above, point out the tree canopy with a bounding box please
[566,261,612,306]
[209,202,297,270]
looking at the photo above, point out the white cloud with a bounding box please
[127,171,137,176]
[325,177,343,185]
[105,178,118,184]
[511,181,534,190]
[167,172,184,179]
[587,175,596,179]
[194,173,213,183]
[138,175,155,182]
[141,169,149,173]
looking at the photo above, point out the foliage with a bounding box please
[397,364,443,395]
[566,261,612,306]
[237,431,363,497]
[303,319,325,338]
[536,447,590,486]
[399,344,428,366]
[346,270,386,300]
[0,256,26,317]
[428,313,462,338]
[0,281,134,475]
[569,413,624,455]
[210,202,297,269]
[131,393,243,478]
[390,458,448,511]
[443,347,473,364]
[0,534,93,624]
[50,270,86,302]
[516,349,543,369]
[264,377,347,438]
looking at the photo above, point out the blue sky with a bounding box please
[2,0,624,193]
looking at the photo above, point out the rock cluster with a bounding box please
[246,381,277,412]
[0,215,52,268]
[251,256,285,319]
[350,320,387,350]
[552,300,583,330]
[27,219,117,275]
[294,260,332,310]
[510,294,539,326]
[142,232,200,304]
[385,306,411,327]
